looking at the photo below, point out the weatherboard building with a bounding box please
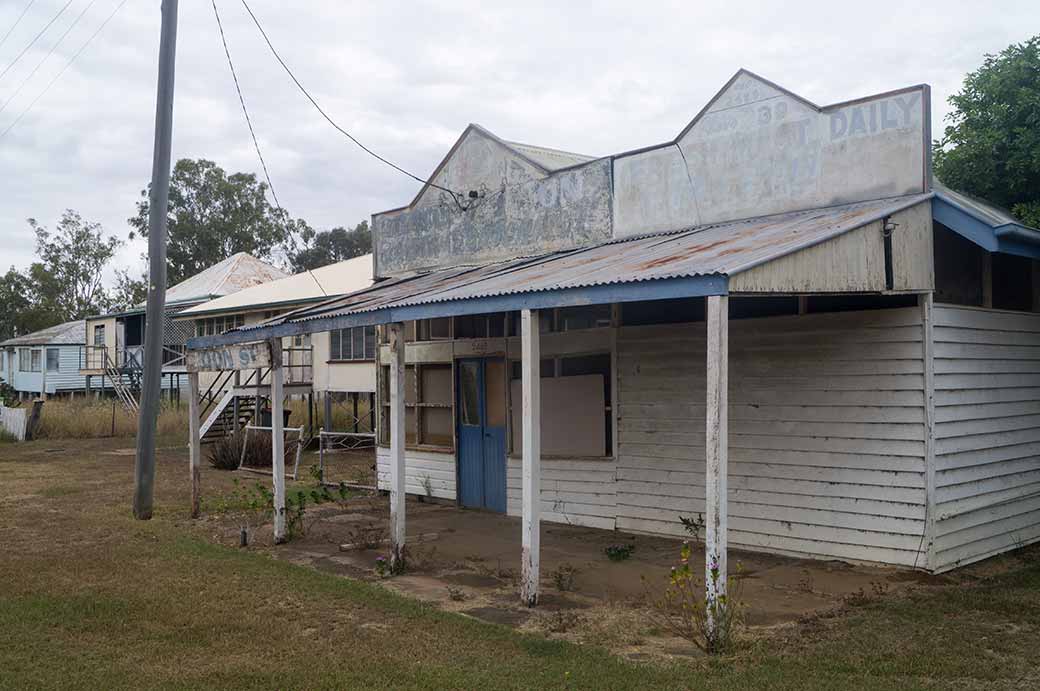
[186,70,1040,605]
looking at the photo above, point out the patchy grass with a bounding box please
[2,437,1040,689]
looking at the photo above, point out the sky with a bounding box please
[0,0,1037,285]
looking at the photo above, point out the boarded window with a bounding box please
[509,353,611,457]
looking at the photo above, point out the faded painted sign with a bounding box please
[373,128,612,278]
[613,72,929,237]
[187,341,271,372]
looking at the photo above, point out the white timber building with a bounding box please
[185,70,1040,607]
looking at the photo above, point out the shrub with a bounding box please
[604,543,635,562]
[645,542,744,655]
[550,564,580,592]
[206,430,272,470]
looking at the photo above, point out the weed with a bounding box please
[797,570,815,594]
[678,514,706,543]
[550,564,580,592]
[446,586,467,602]
[345,521,387,550]
[374,555,390,577]
[870,580,890,598]
[605,543,635,562]
[545,610,581,634]
[420,474,433,499]
[0,427,17,443]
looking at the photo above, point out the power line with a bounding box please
[210,0,281,210]
[237,0,471,211]
[0,0,36,53]
[0,0,72,83]
[0,0,126,143]
[0,0,97,117]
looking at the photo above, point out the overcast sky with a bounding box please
[0,0,1037,284]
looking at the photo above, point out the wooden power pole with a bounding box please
[134,0,178,520]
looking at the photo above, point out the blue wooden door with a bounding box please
[457,358,507,512]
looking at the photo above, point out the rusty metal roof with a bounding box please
[202,193,928,343]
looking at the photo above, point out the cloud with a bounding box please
[1,0,1037,283]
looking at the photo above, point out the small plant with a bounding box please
[545,609,581,634]
[870,580,890,598]
[420,474,433,499]
[345,520,386,550]
[446,586,467,602]
[605,543,635,562]
[645,542,744,655]
[679,514,706,543]
[0,428,18,444]
[843,587,871,607]
[550,564,580,592]
[797,569,815,594]
[374,555,390,577]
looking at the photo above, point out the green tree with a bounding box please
[290,220,371,272]
[0,267,55,340]
[934,36,1040,227]
[129,158,295,285]
[110,268,149,311]
[27,210,121,321]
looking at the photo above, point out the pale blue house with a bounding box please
[1,321,87,399]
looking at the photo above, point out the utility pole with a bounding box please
[134,0,179,520]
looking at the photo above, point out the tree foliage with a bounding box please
[1,211,121,339]
[290,220,371,273]
[28,210,121,320]
[129,158,295,285]
[934,36,1040,227]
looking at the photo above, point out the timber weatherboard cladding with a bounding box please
[931,305,1040,570]
[617,307,929,567]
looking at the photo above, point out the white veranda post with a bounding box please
[388,322,407,571]
[520,308,541,606]
[270,338,287,543]
[705,295,729,626]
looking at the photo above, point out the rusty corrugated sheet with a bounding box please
[238,193,930,332]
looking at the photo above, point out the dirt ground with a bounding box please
[198,446,961,660]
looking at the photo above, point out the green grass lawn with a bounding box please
[1,437,1039,690]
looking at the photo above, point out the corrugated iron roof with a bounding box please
[158,252,289,307]
[932,180,1022,228]
[1,320,84,347]
[177,254,373,318]
[233,193,929,334]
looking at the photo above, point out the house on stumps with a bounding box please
[185,70,1040,612]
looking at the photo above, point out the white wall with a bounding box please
[617,307,929,567]
[931,306,1040,571]
[373,308,934,568]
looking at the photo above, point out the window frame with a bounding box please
[329,325,376,362]
[378,362,455,451]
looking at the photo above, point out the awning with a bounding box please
[188,193,930,349]
[932,181,1040,258]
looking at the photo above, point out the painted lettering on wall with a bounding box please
[829,93,920,141]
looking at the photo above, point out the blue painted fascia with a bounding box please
[188,273,729,349]
[932,197,1040,259]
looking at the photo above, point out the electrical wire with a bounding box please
[238,0,470,211]
[0,0,36,53]
[211,0,281,210]
[0,0,126,143]
[0,0,72,83]
[0,0,97,117]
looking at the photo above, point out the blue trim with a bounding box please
[187,273,728,349]
[932,197,1040,259]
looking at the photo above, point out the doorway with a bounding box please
[456,357,507,512]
